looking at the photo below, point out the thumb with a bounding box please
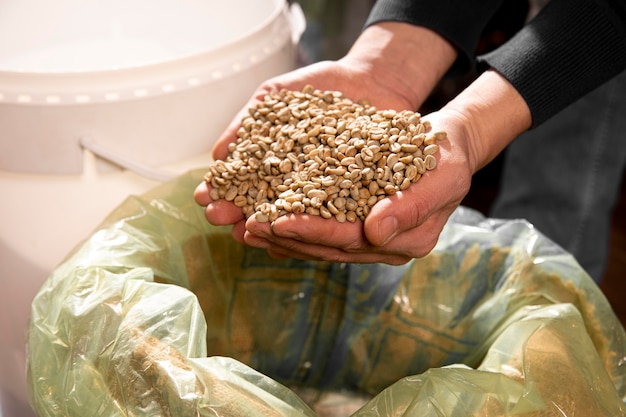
[363,181,437,247]
[211,105,251,161]
[211,84,275,161]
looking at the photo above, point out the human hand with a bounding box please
[195,21,529,264]
[231,68,532,263]
[194,21,457,244]
[195,22,459,248]
[238,109,475,264]
[193,57,418,238]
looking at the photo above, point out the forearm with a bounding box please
[442,68,532,173]
[341,22,457,110]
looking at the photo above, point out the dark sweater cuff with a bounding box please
[365,0,504,77]
[478,0,626,127]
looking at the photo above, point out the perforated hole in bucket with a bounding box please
[75,95,91,103]
[17,94,32,103]
[46,95,61,104]
[133,89,148,98]
[105,93,120,101]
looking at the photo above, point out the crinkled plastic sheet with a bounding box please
[27,169,626,416]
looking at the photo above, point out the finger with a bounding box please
[245,229,411,264]
[244,215,411,264]
[364,145,470,248]
[368,208,450,258]
[364,179,438,247]
[194,181,212,206]
[265,214,368,251]
[211,82,284,160]
[231,220,248,245]
[204,199,245,225]
[211,106,250,161]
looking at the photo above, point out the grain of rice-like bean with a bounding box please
[203,85,444,223]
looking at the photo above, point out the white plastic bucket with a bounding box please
[0,0,304,414]
[0,0,305,174]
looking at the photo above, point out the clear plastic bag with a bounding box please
[27,169,626,416]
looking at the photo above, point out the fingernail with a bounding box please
[379,216,399,245]
[269,220,298,239]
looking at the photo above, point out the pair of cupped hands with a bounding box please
[194,59,482,265]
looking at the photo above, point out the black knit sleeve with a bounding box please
[364,0,505,77]
[478,0,626,127]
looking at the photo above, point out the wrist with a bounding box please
[442,69,532,173]
[341,22,456,110]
